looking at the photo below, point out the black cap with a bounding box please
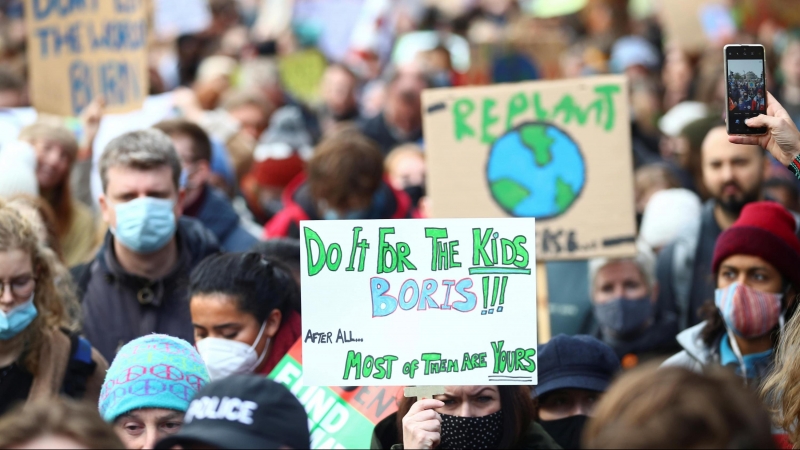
[155,375,310,450]
[533,334,620,397]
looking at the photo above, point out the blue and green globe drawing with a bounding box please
[486,122,585,219]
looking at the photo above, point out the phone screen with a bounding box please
[726,45,767,135]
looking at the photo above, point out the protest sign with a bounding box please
[278,49,328,104]
[301,218,538,387]
[421,75,636,261]
[24,0,149,116]
[270,339,402,449]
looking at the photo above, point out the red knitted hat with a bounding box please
[712,202,800,287]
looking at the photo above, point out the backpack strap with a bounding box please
[60,329,97,399]
[70,261,95,302]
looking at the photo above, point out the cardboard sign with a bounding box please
[270,340,401,449]
[658,0,723,52]
[301,218,538,386]
[278,49,328,104]
[421,75,636,261]
[24,0,149,116]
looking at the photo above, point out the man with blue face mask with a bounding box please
[265,130,413,239]
[588,246,680,368]
[71,130,220,362]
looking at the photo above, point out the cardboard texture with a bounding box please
[269,340,402,449]
[422,75,636,261]
[25,0,149,116]
[659,0,723,52]
[300,218,538,386]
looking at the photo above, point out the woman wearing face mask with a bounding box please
[588,246,680,367]
[189,252,301,379]
[663,202,800,386]
[532,334,620,449]
[0,201,107,416]
[371,385,560,449]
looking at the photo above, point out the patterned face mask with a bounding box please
[439,410,504,449]
[714,282,783,338]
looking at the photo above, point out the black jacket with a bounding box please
[74,217,219,362]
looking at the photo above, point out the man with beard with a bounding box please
[655,126,781,331]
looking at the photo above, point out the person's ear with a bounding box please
[176,189,185,218]
[99,194,112,225]
[265,309,282,338]
[196,160,212,184]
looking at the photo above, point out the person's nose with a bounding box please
[456,403,476,418]
[142,427,160,449]
[0,283,14,305]
[719,163,734,182]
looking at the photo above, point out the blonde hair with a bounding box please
[18,122,79,160]
[0,200,78,375]
[762,311,800,447]
[384,143,424,174]
[17,122,79,238]
[0,398,124,449]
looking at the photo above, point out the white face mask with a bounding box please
[196,321,269,380]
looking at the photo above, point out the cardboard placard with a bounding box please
[24,0,149,117]
[278,49,328,104]
[301,218,538,386]
[658,0,724,52]
[421,75,636,261]
[269,340,401,449]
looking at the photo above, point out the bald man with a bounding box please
[655,126,768,330]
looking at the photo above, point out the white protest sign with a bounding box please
[301,218,538,386]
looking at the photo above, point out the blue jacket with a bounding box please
[194,186,258,252]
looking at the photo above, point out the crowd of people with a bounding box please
[5,0,800,449]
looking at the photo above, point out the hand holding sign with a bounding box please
[402,398,444,450]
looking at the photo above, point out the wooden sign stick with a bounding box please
[404,386,446,400]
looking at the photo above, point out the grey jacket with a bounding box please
[661,321,719,372]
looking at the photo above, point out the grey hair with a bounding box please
[99,129,181,192]
[588,242,657,297]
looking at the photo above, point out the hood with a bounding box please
[196,187,241,240]
[281,174,413,221]
[675,321,718,366]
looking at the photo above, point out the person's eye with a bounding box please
[223,332,239,339]
[442,399,456,406]
[752,272,767,282]
[477,396,493,403]
[162,422,183,432]
[123,423,144,435]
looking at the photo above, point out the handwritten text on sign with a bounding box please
[25,0,148,116]
[301,218,538,386]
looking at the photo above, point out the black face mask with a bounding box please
[439,410,504,449]
[540,415,589,449]
[403,185,425,208]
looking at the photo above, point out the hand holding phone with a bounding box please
[728,91,800,167]
[725,44,767,135]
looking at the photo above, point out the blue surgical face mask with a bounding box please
[319,201,369,220]
[112,197,177,254]
[594,296,653,336]
[0,295,37,340]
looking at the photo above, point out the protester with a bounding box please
[251,238,302,313]
[583,365,774,449]
[99,334,210,450]
[153,120,258,252]
[384,143,426,210]
[0,201,107,416]
[588,248,680,366]
[765,177,800,212]
[0,398,124,449]
[5,194,62,260]
[154,375,310,449]
[663,202,800,387]
[531,334,620,449]
[265,130,412,239]
[18,122,100,267]
[676,115,723,200]
[319,63,361,134]
[189,252,300,379]
[75,130,219,362]
[638,188,702,254]
[656,126,768,331]
[373,385,560,449]
[358,69,427,155]
[633,163,680,225]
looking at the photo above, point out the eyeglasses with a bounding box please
[0,275,35,299]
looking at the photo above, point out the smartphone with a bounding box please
[725,44,767,135]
